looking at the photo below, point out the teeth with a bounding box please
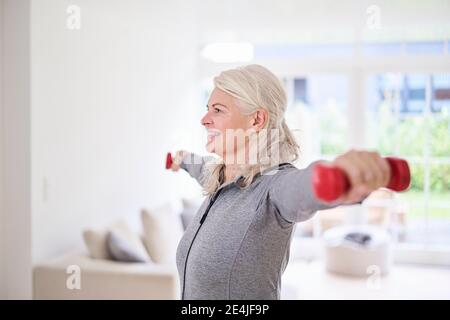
[207,130,221,137]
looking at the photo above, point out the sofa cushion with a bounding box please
[141,203,183,264]
[83,220,150,262]
[106,221,151,263]
[82,229,110,260]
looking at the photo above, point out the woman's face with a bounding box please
[201,88,255,161]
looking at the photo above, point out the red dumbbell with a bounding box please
[165,152,173,170]
[312,156,411,202]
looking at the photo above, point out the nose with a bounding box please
[201,111,213,127]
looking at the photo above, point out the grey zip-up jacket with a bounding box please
[176,153,343,300]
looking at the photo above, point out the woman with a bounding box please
[169,64,390,300]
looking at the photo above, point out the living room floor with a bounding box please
[281,260,450,299]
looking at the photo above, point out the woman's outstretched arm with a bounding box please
[268,161,342,223]
[170,150,214,187]
[269,150,391,223]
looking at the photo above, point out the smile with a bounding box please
[206,130,221,137]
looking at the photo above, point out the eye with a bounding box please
[206,105,223,113]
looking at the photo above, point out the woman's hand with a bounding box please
[170,150,189,172]
[330,149,391,204]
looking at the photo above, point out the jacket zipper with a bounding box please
[181,187,224,299]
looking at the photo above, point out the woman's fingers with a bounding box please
[360,152,382,189]
[360,151,391,190]
[376,154,391,187]
[171,150,188,171]
[332,149,391,203]
[333,150,368,200]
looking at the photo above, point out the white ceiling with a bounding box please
[197,0,450,44]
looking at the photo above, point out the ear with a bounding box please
[252,109,268,131]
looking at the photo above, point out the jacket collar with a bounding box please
[218,162,292,191]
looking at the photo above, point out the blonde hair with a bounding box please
[203,64,300,195]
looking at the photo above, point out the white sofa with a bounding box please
[32,201,198,300]
[33,253,180,300]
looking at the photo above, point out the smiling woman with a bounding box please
[201,65,302,195]
[168,64,393,300]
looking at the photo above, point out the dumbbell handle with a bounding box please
[312,157,411,202]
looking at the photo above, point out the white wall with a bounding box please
[0,0,5,300]
[31,0,203,262]
[2,0,32,299]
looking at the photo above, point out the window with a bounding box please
[366,73,450,245]
[284,74,348,166]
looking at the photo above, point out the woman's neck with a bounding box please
[224,164,241,183]
[223,148,249,183]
